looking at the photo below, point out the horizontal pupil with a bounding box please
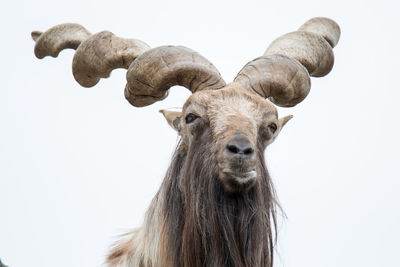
[186,114,196,123]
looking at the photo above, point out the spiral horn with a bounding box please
[32,23,150,87]
[234,17,340,107]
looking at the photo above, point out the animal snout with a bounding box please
[226,135,254,157]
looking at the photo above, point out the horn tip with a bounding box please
[299,17,341,48]
[31,31,42,42]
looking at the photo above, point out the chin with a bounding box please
[219,169,258,194]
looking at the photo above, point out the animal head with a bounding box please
[161,85,292,193]
[32,18,340,195]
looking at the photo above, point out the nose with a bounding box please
[226,135,254,156]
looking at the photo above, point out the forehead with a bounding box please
[183,86,278,121]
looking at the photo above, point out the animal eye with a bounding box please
[268,123,277,134]
[185,113,199,124]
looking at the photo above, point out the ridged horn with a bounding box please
[235,17,340,107]
[125,46,226,107]
[234,55,311,107]
[72,31,150,87]
[32,23,91,58]
[264,17,340,77]
[31,23,150,87]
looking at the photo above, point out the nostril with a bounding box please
[227,144,240,154]
[243,147,254,155]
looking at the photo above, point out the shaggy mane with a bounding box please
[158,127,278,267]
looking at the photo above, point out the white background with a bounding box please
[1,0,399,266]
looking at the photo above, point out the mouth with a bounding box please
[222,168,257,184]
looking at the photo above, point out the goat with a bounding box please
[31,17,340,267]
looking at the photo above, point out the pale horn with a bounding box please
[32,24,226,107]
[32,23,150,87]
[234,17,340,107]
[125,45,226,107]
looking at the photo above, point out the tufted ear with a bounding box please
[159,110,182,132]
[278,115,293,130]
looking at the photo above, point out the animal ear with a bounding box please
[159,110,182,132]
[278,115,293,130]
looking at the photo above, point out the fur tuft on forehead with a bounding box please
[181,84,279,143]
[188,84,278,111]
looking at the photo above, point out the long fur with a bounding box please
[108,127,278,267]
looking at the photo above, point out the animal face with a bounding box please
[161,84,292,193]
